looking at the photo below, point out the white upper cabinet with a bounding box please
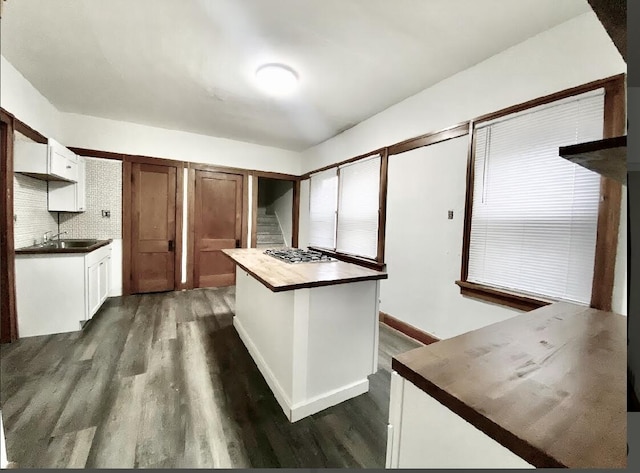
[14,138,78,182]
[48,156,86,212]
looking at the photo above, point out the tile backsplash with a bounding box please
[59,157,122,239]
[13,174,58,248]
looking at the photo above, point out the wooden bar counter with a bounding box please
[387,302,626,469]
[223,248,388,422]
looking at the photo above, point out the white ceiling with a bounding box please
[1,0,591,151]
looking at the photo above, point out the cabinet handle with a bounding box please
[168,240,174,251]
[66,165,72,169]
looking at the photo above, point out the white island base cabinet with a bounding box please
[386,372,533,469]
[15,243,112,338]
[234,268,379,422]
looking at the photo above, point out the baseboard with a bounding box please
[290,379,369,422]
[233,317,293,419]
[379,311,440,345]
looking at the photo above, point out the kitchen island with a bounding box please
[222,248,388,422]
[387,302,626,469]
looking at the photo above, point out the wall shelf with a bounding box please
[559,135,626,184]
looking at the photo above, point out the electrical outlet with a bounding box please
[102,210,111,218]
[448,210,454,220]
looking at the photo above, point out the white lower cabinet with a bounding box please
[386,371,533,469]
[15,243,112,337]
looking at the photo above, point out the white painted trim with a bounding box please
[373,281,380,373]
[291,289,310,404]
[233,316,293,419]
[387,371,405,468]
[289,378,369,422]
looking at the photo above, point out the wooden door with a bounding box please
[194,170,243,287]
[131,163,177,293]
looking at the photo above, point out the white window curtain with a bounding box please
[309,168,338,249]
[336,155,381,259]
[468,88,605,304]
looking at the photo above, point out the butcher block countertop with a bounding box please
[392,302,626,469]
[222,248,387,292]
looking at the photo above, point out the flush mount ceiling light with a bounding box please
[255,63,299,97]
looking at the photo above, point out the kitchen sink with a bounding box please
[45,239,99,248]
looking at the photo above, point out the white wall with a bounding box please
[0,56,62,140]
[61,112,301,175]
[1,55,301,175]
[301,12,625,173]
[382,137,521,339]
[299,12,627,338]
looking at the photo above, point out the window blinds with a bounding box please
[336,155,381,259]
[468,88,605,304]
[309,168,338,249]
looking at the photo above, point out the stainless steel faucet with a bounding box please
[43,230,52,243]
[48,231,67,242]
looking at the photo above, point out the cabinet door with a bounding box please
[48,181,77,212]
[48,157,85,212]
[49,144,78,182]
[87,262,101,318]
[99,257,110,303]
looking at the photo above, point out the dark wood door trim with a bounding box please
[376,149,389,262]
[122,160,133,295]
[387,122,470,156]
[251,174,258,248]
[0,107,47,144]
[186,166,196,289]
[0,113,18,342]
[69,147,124,161]
[590,75,626,311]
[292,179,300,248]
[174,161,186,290]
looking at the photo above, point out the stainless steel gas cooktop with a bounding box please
[264,248,335,264]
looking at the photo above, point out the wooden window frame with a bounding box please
[306,148,389,268]
[457,74,626,312]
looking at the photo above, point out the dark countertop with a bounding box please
[15,239,112,255]
[392,302,626,469]
[222,248,387,292]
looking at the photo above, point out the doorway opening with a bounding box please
[255,178,294,248]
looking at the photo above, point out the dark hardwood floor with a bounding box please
[0,288,420,468]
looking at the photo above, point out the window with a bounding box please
[309,153,383,262]
[309,168,338,249]
[459,77,625,311]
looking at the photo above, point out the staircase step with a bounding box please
[257,225,281,232]
[256,237,284,245]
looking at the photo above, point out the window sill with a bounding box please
[308,247,385,271]
[455,280,552,312]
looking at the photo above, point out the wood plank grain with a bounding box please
[392,302,626,469]
[222,248,387,292]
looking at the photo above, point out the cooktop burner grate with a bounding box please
[264,248,335,264]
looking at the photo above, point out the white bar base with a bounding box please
[234,268,379,422]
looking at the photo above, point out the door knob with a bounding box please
[168,240,175,251]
